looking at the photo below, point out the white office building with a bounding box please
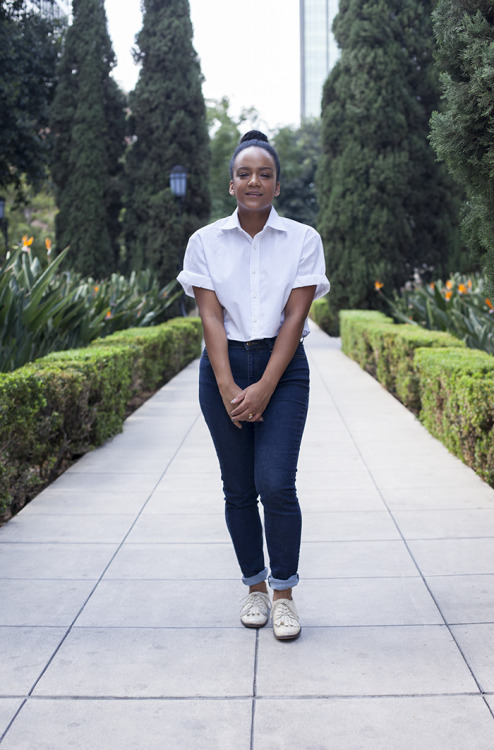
[27,0,71,20]
[300,0,340,120]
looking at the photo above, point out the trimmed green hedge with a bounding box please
[340,310,494,487]
[310,296,339,337]
[416,348,494,486]
[340,310,465,412]
[0,317,202,522]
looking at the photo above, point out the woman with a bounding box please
[177,131,329,640]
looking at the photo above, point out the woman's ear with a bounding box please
[275,182,281,197]
[229,181,235,196]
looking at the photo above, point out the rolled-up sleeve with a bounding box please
[177,233,215,297]
[292,228,330,299]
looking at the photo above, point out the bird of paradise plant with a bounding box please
[374,273,494,355]
[0,240,182,371]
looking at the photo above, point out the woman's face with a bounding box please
[229,146,280,213]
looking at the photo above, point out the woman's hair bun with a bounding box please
[240,130,268,144]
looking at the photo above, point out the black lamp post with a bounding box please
[0,197,8,255]
[169,165,188,315]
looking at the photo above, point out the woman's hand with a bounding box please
[230,381,274,423]
[219,384,245,429]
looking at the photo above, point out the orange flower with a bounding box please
[458,283,467,294]
[486,298,493,309]
[22,235,34,250]
[374,281,384,291]
[93,286,100,293]
[445,280,453,290]
[45,237,52,252]
[429,282,435,290]
[445,290,453,301]
[467,280,472,289]
[105,309,112,319]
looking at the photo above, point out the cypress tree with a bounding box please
[273,119,321,228]
[317,0,462,321]
[50,0,126,277]
[0,1,61,198]
[207,97,241,223]
[430,1,494,295]
[123,0,210,285]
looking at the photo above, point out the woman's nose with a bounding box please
[248,172,260,185]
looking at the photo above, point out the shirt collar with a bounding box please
[221,206,287,233]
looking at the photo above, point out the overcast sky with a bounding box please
[105,0,301,132]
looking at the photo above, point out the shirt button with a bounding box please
[253,318,258,322]
[253,293,257,299]
[252,270,256,275]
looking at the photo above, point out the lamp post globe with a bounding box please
[169,166,188,317]
[169,165,187,198]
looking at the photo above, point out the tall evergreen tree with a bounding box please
[123,0,210,285]
[207,98,261,222]
[430,0,494,295]
[317,0,463,322]
[273,119,321,228]
[207,97,241,222]
[50,0,126,277]
[0,1,61,198]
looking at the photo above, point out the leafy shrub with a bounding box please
[415,347,494,485]
[340,310,465,412]
[91,317,203,394]
[310,296,339,336]
[340,310,394,376]
[0,317,202,522]
[32,346,135,446]
[340,309,494,488]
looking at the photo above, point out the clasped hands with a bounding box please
[224,382,272,429]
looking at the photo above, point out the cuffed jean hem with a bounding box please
[269,573,299,591]
[242,567,269,586]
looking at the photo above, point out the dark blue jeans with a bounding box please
[199,338,310,590]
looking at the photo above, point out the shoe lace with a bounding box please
[241,592,269,616]
[272,600,298,627]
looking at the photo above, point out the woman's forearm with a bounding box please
[202,313,236,391]
[193,286,240,403]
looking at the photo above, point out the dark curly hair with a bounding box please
[229,130,281,182]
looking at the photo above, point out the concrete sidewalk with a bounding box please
[1,324,494,748]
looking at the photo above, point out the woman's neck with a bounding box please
[237,206,271,238]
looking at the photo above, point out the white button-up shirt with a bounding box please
[177,207,330,341]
